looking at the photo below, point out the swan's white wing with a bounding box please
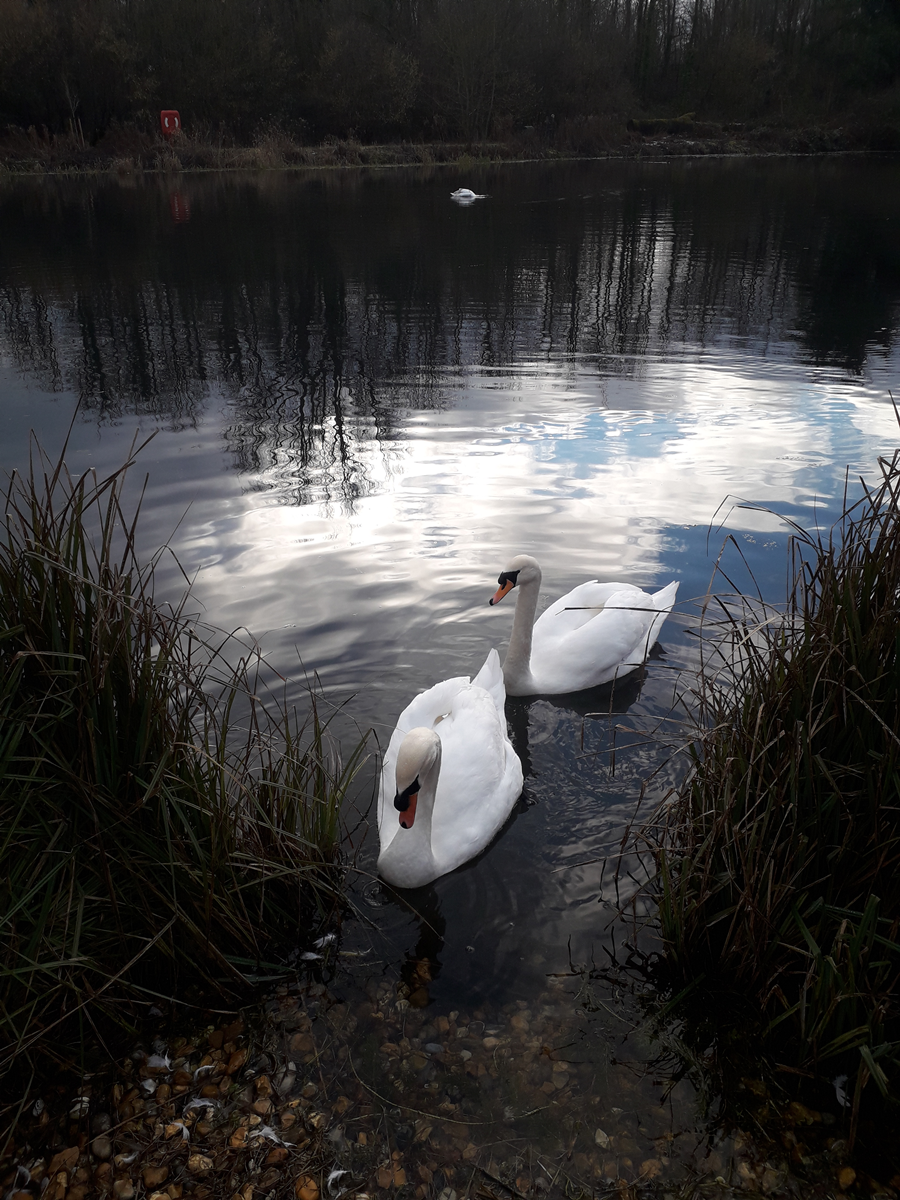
[429,685,522,875]
[530,582,676,692]
[471,647,507,719]
[538,580,641,634]
[648,580,679,646]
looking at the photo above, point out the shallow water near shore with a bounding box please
[2,156,900,1184]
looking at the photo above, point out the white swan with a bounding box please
[451,187,485,202]
[377,648,523,888]
[489,554,678,696]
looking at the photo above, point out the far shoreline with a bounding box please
[1,118,895,178]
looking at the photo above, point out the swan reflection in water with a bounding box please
[504,663,651,779]
[395,883,447,1008]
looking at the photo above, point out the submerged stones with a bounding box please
[1,981,884,1200]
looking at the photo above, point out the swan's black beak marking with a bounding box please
[395,776,420,829]
[490,569,519,606]
[394,776,420,812]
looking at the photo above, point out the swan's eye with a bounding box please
[394,776,420,811]
[497,569,520,589]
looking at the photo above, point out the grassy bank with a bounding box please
[0,432,366,1093]
[653,450,900,1142]
[0,117,891,177]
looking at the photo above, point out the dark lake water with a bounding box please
[2,156,900,1180]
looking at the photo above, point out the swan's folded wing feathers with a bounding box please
[645,580,679,650]
[430,687,519,873]
[538,580,646,635]
[530,587,659,691]
[470,647,507,717]
[394,674,472,733]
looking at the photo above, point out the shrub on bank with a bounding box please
[0,432,366,1080]
[655,449,900,1134]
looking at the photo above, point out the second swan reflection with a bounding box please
[376,556,679,888]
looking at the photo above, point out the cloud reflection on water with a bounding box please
[180,352,898,704]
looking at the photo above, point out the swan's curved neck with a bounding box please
[503,571,541,692]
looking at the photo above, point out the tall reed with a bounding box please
[0,434,366,1080]
[654,450,900,1126]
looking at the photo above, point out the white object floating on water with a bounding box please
[450,188,486,203]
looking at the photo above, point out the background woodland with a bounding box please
[1,0,899,148]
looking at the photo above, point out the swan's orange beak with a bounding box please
[398,793,418,828]
[490,579,514,606]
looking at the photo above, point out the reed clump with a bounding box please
[655,450,900,1124]
[0,434,365,1080]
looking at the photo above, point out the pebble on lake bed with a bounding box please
[294,1174,319,1200]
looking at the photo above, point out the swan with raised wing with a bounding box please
[377,649,523,888]
[489,554,678,695]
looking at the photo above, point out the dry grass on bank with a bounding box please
[0,124,524,175]
[0,430,367,1086]
[651,448,900,1141]
[0,116,891,177]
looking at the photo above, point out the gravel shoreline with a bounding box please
[2,964,881,1200]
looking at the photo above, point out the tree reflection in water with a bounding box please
[1,158,898,510]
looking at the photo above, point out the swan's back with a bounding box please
[530,579,679,692]
[538,580,644,635]
[428,684,522,872]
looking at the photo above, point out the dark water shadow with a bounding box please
[505,660,650,779]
